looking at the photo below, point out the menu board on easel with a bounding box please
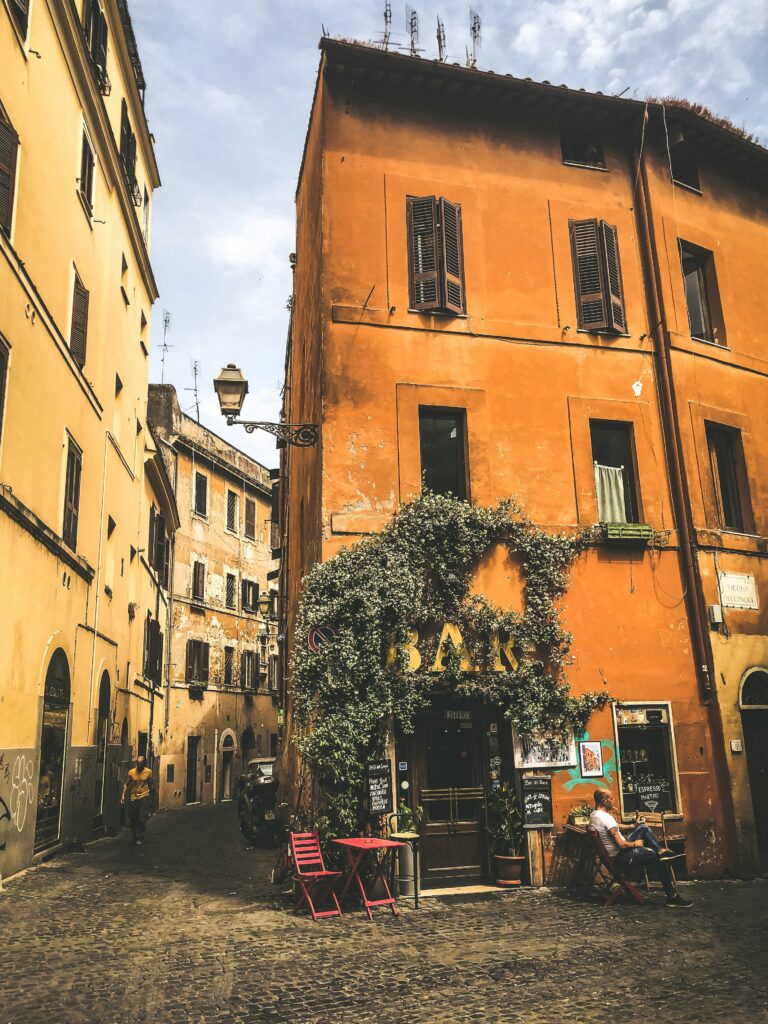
[367,760,393,816]
[522,775,553,829]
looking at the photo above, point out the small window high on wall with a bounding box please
[419,408,467,500]
[679,240,724,345]
[615,704,680,816]
[705,422,753,534]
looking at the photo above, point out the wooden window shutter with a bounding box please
[438,198,465,314]
[154,513,166,571]
[0,344,8,447]
[406,196,440,311]
[70,275,89,368]
[241,578,248,608]
[96,8,108,75]
[570,219,608,331]
[201,643,209,683]
[270,480,279,523]
[148,506,156,563]
[0,117,19,235]
[193,561,205,600]
[80,134,94,210]
[240,651,247,688]
[599,221,626,333]
[245,497,256,539]
[63,442,82,549]
[185,640,194,682]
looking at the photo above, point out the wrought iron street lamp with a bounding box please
[213,364,318,447]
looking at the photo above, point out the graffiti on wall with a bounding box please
[562,733,616,792]
[0,753,37,852]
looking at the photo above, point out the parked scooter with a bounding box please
[237,758,279,845]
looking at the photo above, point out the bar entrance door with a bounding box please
[413,712,487,888]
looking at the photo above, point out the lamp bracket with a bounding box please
[225,417,318,447]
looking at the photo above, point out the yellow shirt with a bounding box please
[127,767,152,801]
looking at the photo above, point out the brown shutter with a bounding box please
[240,651,247,689]
[185,640,194,682]
[96,8,108,76]
[245,497,256,538]
[0,344,8,447]
[270,480,279,523]
[0,118,19,235]
[63,442,82,548]
[70,276,89,368]
[599,221,626,333]
[406,196,440,311]
[438,198,465,314]
[154,513,166,571]
[80,135,94,210]
[201,643,209,683]
[569,218,608,331]
[193,561,205,600]
[148,506,156,564]
[241,578,248,609]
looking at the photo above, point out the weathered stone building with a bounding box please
[148,385,279,809]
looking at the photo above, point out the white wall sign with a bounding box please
[718,572,759,610]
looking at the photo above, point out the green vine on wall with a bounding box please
[292,492,610,835]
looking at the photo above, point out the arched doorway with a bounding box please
[93,671,110,828]
[220,733,236,802]
[34,649,71,852]
[740,668,768,872]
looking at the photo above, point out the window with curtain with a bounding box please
[590,420,639,523]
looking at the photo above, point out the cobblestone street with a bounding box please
[2,804,766,1024]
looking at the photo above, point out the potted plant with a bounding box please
[568,801,593,827]
[487,783,526,886]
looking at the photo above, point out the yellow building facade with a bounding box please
[148,385,279,811]
[0,0,161,876]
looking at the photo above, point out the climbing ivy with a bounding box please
[292,492,610,836]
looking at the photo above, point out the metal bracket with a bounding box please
[225,417,318,447]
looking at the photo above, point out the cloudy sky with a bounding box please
[130,0,767,469]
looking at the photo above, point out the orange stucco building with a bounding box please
[278,39,768,885]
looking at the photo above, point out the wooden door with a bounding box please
[186,736,199,804]
[742,709,768,871]
[414,714,487,888]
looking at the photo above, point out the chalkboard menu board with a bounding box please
[367,760,393,816]
[522,775,553,829]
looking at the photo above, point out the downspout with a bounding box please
[634,127,739,873]
[87,430,110,742]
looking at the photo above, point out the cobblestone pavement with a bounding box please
[2,804,767,1024]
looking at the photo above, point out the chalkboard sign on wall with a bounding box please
[521,775,553,828]
[367,760,393,816]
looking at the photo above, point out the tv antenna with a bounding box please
[468,8,481,68]
[436,16,446,61]
[185,360,200,423]
[160,309,173,384]
[406,5,419,56]
[382,1,392,50]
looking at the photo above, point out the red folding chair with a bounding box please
[290,831,343,921]
[587,826,644,908]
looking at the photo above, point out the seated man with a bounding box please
[590,790,692,909]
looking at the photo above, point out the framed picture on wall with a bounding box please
[512,727,577,769]
[579,740,604,778]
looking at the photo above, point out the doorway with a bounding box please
[93,671,110,828]
[411,711,488,888]
[186,736,200,804]
[34,649,71,853]
[740,669,768,872]
[220,734,235,802]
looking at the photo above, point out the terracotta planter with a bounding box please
[493,853,526,886]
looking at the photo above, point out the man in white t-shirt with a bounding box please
[590,790,692,908]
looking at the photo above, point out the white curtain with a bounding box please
[594,463,627,523]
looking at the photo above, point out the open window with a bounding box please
[194,471,208,516]
[406,195,466,315]
[185,640,209,684]
[419,407,468,500]
[705,422,753,534]
[561,123,606,169]
[679,240,724,345]
[590,420,640,523]
[615,704,681,817]
[669,124,700,191]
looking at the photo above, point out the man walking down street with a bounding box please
[122,755,153,846]
[590,790,692,908]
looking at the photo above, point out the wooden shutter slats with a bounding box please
[600,221,626,333]
[185,640,194,682]
[63,442,82,549]
[438,198,465,315]
[570,218,607,331]
[0,345,8,447]
[70,276,89,368]
[245,497,256,538]
[0,118,19,235]
[407,195,440,310]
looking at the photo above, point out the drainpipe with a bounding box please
[634,129,739,872]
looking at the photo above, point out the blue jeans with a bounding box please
[614,825,675,898]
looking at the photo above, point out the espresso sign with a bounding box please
[367,760,393,816]
[522,775,553,829]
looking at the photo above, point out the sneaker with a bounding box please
[658,849,686,860]
[666,894,693,909]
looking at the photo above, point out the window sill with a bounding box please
[407,309,468,319]
[191,511,209,523]
[575,328,631,339]
[691,335,729,350]
[562,160,608,173]
[672,179,703,196]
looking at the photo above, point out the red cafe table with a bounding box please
[333,837,405,921]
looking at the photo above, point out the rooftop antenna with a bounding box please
[406,5,419,56]
[468,8,481,68]
[383,1,392,50]
[160,309,173,384]
[185,360,200,423]
[436,16,446,61]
